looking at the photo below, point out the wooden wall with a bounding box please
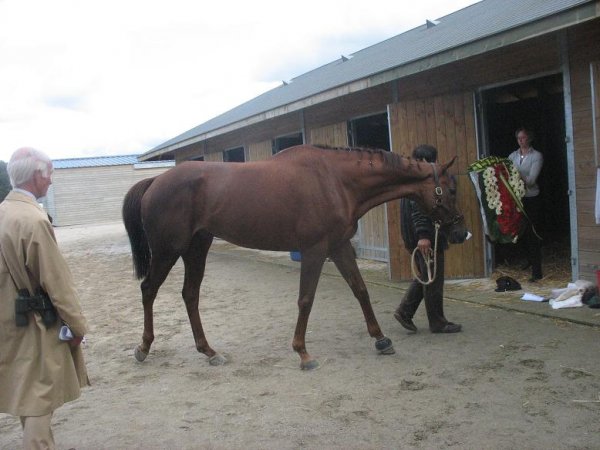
[388,92,484,280]
[248,141,272,161]
[204,152,223,162]
[396,34,561,101]
[568,21,600,281]
[48,164,173,226]
[308,122,348,147]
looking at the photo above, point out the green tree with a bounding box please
[0,161,11,201]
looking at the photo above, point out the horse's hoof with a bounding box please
[134,346,148,362]
[300,359,320,370]
[375,337,395,355]
[208,354,227,366]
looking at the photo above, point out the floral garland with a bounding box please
[468,156,526,244]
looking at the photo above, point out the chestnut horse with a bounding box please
[122,145,467,370]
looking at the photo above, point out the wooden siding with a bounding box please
[568,21,600,281]
[388,92,484,280]
[304,85,393,129]
[357,206,388,261]
[308,122,348,147]
[204,152,223,162]
[248,141,272,161]
[395,34,561,101]
[48,165,173,226]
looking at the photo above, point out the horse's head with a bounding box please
[414,156,468,244]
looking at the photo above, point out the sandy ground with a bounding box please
[1,223,599,449]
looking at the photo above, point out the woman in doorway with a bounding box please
[509,127,544,282]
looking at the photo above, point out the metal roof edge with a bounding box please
[53,154,141,169]
[133,161,175,169]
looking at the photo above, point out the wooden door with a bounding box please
[387,92,485,279]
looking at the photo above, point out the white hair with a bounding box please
[7,147,52,187]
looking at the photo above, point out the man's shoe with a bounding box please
[394,311,417,332]
[431,322,462,333]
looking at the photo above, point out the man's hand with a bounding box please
[417,238,432,257]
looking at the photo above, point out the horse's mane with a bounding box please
[311,145,409,170]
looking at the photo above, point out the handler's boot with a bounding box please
[394,309,417,332]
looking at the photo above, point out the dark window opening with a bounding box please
[223,147,245,162]
[348,113,390,150]
[272,132,303,155]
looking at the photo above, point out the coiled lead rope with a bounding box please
[411,222,441,285]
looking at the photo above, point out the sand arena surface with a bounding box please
[1,223,599,449]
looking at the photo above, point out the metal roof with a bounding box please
[144,0,595,159]
[52,155,174,169]
[52,155,141,169]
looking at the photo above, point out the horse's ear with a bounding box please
[440,156,457,173]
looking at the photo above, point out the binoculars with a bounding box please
[15,289,57,328]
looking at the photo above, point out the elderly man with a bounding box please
[0,147,88,449]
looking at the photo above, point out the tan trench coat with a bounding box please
[0,191,89,417]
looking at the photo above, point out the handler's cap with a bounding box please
[495,276,522,292]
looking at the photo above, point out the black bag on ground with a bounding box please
[495,276,522,292]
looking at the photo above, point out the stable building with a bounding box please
[139,0,600,283]
[44,155,174,226]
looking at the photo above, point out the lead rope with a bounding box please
[411,222,441,285]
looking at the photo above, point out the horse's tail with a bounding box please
[122,177,156,280]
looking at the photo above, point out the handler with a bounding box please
[0,147,89,449]
[394,144,462,334]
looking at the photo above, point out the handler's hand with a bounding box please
[417,238,432,257]
[70,336,84,348]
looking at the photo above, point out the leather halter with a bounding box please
[430,162,444,203]
[429,162,462,226]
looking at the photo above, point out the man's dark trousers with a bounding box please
[398,249,447,332]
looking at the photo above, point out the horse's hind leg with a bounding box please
[329,241,394,356]
[181,232,225,366]
[135,252,180,362]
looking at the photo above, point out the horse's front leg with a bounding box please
[182,233,225,366]
[293,251,326,370]
[330,241,394,355]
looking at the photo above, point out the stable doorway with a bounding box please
[478,73,571,278]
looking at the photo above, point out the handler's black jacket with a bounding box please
[400,198,448,253]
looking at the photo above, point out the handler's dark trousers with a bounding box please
[398,250,448,332]
[522,195,543,279]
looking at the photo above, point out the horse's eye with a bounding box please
[450,188,457,195]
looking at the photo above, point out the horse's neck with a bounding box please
[345,158,430,218]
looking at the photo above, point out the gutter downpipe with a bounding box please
[559,30,578,281]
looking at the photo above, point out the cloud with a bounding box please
[0,0,479,161]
